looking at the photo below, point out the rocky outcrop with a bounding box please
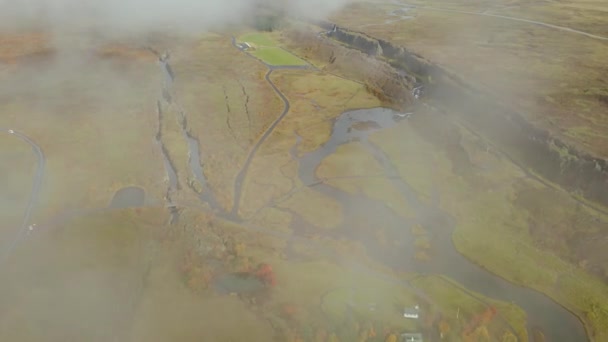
[318,21,608,207]
[285,28,416,108]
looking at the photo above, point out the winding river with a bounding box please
[146,36,589,340]
[295,107,587,341]
[2,39,588,341]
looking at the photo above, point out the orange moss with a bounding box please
[255,263,277,287]
[281,303,298,320]
[0,32,53,63]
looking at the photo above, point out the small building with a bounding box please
[238,42,255,51]
[401,333,423,342]
[403,305,420,319]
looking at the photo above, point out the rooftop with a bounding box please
[401,333,423,342]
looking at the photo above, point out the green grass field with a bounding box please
[251,47,308,66]
[240,32,278,47]
[239,32,308,66]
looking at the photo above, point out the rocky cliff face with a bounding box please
[319,21,608,207]
[285,27,416,108]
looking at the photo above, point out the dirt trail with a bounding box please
[389,1,608,41]
[0,129,45,265]
[228,37,309,218]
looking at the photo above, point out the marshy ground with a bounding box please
[1,5,607,341]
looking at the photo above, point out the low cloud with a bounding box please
[0,0,355,35]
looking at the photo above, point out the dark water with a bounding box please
[185,133,206,187]
[183,128,220,210]
[213,273,266,295]
[109,187,145,209]
[157,58,220,211]
[159,145,178,192]
[296,107,587,342]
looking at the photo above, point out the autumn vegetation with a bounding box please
[284,27,415,110]
[3,12,571,341]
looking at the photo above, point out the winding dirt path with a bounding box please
[229,37,310,217]
[392,2,608,41]
[230,68,291,217]
[0,128,45,264]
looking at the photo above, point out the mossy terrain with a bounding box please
[287,18,608,336]
[230,42,534,338]
[270,70,379,152]
[0,44,167,220]
[0,31,53,64]
[397,0,608,37]
[369,104,608,340]
[278,187,344,230]
[0,204,528,341]
[2,206,531,341]
[5,19,605,342]
[334,0,608,158]
[369,121,451,202]
[316,142,414,218]
[200,208,531,341]
[169,32,284,211]
[237,68,381,218]
[0,208,167,341]
[411,275,528,341]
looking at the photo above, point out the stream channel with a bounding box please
[153,49,586,340]
[296,107,587,341]
[156,55,220,217]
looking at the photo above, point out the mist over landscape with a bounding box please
[1,0,608,341]
[0,0,354,33]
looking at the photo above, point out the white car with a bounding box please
[8,129,14,134]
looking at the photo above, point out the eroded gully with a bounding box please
[150,48,222,219]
